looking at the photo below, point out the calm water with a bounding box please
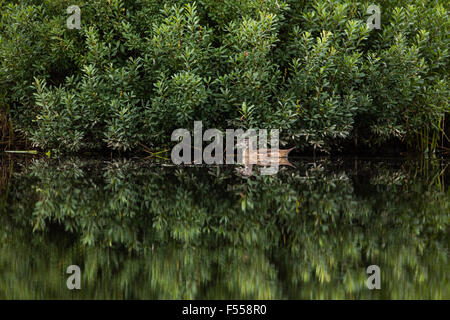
[0,157,448,299]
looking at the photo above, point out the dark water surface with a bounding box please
[0,157,448,299]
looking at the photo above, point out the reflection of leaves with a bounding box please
[370,170,408,185]
[1,158,448,299]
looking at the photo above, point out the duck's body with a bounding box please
[242,147,294,165]
[237,144,295,176]
[246,146,294,158]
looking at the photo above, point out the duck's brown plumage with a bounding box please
[237,146,295,176]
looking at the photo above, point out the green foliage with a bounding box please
[1,158,448,298]
[0,0,448,153]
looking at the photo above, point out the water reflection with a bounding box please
[0,157,448,299]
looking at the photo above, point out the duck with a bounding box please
[236,139,295,176]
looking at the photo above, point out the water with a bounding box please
[0,157,448,299]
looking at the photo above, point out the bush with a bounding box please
[0,0,448,153]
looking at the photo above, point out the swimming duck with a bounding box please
[236,139,295,176]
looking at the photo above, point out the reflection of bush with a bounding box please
[0,158,448,299]
[0,158,11,198]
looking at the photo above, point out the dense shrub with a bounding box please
[0,0,448,153]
